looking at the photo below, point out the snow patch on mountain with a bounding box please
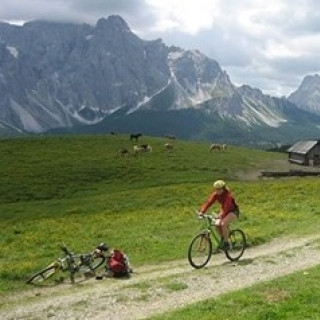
[10,99,44,132]
[167,50,184,62]
[167,49,216,108]
[7,46,19,58]
[72,108,105,125]
[191,81,213,104]
[126,79,172,114]
[237,100,287,127]
[0,119,23,133]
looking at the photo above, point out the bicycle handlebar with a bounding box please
[195,212,220,225]
[195,211,217,220]
[199,214,215,221]
[59,242,74,256]
[59,242,107,258]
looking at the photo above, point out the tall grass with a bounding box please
[1,134,319,294]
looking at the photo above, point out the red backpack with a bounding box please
[107,249,130,276]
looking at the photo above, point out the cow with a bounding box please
[130,133,142,142]
[133,144,152,153]
[164,143,174,150]
[165,135,176,140]
[210,144,222,151]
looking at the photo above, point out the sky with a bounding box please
[0,0,320,97]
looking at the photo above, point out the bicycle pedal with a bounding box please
[220,242,230,251]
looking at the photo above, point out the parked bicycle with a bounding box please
[188,213,246,269]
[26,242,109,284]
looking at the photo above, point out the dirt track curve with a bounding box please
[2,234,320,320]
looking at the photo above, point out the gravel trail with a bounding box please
[2,234,320,320]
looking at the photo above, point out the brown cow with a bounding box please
[164,143,174,150]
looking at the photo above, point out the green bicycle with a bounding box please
[26,242,109,284]
[188,214,246,269]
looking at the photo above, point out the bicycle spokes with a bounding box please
[225,229,246,262]
[198,234,209,252]
[188,232,213,269]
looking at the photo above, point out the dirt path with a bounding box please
[235,159,320,181]
[2,234,320,320]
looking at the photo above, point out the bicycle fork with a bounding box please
[198,230,210,253]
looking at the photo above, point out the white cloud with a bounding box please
[145,0,220,34]
[141,0,320,96]
[0,0,319,96]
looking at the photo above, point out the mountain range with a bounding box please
[0,15,320,146]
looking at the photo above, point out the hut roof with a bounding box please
[287,140,319,155]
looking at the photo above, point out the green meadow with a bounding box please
[147,264,320,320]
[1,134,319,298]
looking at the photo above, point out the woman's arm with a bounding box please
[200,192,217,213]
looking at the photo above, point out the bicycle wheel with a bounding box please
[78,255,106,273]
[225,229,246,262]
[26,263,60,284]
[188,232,213,269]
[91,256,106,270]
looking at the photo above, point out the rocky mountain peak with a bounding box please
[95,15,130,33]
[300,74,320,86]
[288,73,320,115]
[0,16,320,145]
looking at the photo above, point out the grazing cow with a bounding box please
[133,144,152,153]
[133,145,141,153]
[165,135,176,140]
[118,148,130,156]
[140,144,152,152]
[164,143,174,150]
[210,144,222,152]
[130,133,142,141]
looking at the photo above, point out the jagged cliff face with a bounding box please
[0,15,319,145]
[168,48,223,107]
[0,16,171,132]
[288,74,320,115]
[0,16,228,132]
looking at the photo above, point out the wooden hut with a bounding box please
[287,140,320,166]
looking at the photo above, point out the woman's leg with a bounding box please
[215,225,223,238]
[221,212,237,242]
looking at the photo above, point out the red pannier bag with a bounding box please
[107,249,132,277]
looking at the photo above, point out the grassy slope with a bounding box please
[1,134,319,294]
[0,134,281,203]
[148,264,320,320]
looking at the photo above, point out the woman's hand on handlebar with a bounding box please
[196,211,204,219]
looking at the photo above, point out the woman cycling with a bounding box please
[198,179,240,251]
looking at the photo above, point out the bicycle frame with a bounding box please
[58,243,106,282]
[188,213,246,268]
[26,243,107,284]
[198,214,223,245]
